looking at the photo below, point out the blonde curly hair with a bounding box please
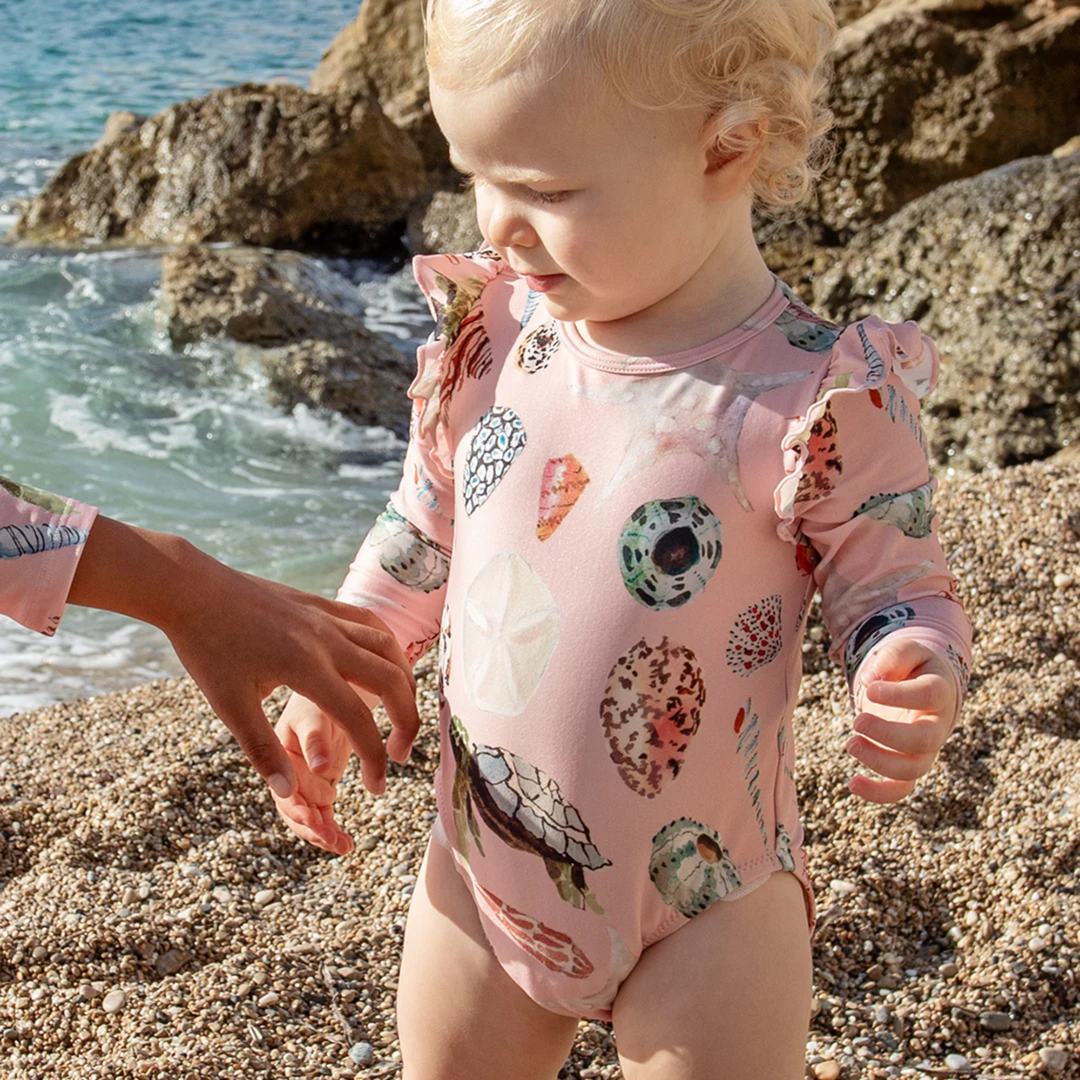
[425,0,836,208]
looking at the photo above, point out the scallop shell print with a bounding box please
[618,497,722,610]
[463,406,528,516]
[475,885,594,979]
[649,818,742,918]
[726,595,783,676]
[600,637,705,798]
[537,454,590,541]
[461,552,560,716]
[517,322,560,374]
[844,603,916,684]
[369,505,450,593]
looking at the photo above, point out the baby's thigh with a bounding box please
[612,871,812,1080]
[397,834,579,1080]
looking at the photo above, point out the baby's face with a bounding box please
[430,68,747,335]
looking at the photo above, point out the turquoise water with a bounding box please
[0,1,431,713]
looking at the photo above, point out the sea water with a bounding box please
[0,0,434,713]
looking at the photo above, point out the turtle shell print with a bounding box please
[618,497,722,610]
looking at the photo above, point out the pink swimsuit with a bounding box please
[338,249,972,1020]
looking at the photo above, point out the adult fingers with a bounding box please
[333,607,416,689]
[334,650,420,765]
[301,678,388,795]
[209,690,296,799]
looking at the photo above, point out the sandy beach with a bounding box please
[0,457,1076,1079]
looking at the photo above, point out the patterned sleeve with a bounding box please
[0,477,99,636]
[775,318,973,722]
[336,249,505,665]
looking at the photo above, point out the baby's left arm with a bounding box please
[790,321,972,804]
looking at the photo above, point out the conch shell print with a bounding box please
[461,552,560,716]
[649,818,742,918]
[517,322,560,374]
[537,454,590,541]
[600,637,705,798]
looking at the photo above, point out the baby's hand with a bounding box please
[271,693,356,855]
[846,638,959,804]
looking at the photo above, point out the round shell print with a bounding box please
[726,594,783,676]
[618,497,722,610]
[649,818,742,918]
[370,505,450,593]
[517,322,559,374]
[600,637,706,798]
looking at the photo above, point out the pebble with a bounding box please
[1053,572,1072,588]
[257,991,281,1008]
[101,990,127,1014]
[979,1011,1012,1031]
[1038,1047,1069,1073]
[349,1042,375,1066]
[179,863,202,879]
[253,889,278,907]
[944,1053,971,1072]
[813,1061,841,1080]
[212,886,232,904]
[939,961,958,977]
[154,949,189,977]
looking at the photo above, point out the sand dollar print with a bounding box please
[726,594,783,676]
[369,505,450,593]
[463,406,527,516]
[517,321,560,374]
[461,552,560,716]
[844,603,916,683]
[649,818,742,918]
[600,637,705,798]
[618,497,722,610]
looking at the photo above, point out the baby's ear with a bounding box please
[703,107,767,177]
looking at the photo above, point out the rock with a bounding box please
[813,1061,842,1080]
[1054,134,1080,158]
[311,0,449,178]
[256,991,281,1008]
[944,1053,971,1072]
[12,83,424,255]
[980,1010,1012,1031]
[253,889,278,908]
[1039,1047,1070,1073]
[101,989,126,1014]
[819,0,1080,236]
[814,153,1080,470]
[939,961,959,977]
[93,110,147,151]
[349,1041,375,1066]
[161,245,413,432]
[154,949,191,977]
[406,190,483,255]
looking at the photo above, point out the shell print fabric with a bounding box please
[0,522,89,560]
[439,605,452,688]
[844,603,917,683]
[852,482,936,538]
[774,282,843,353]
[600,637,706,798]
[461,552,560,716]
[537,455,590,541]
[0,477,79,516]
[475,885,594,979]
[449,716,611,914]
[726,595,783,676]
[520,288,542,328]
[618,497,722,610]
[775,824,796,872]
[793,401,842,510]
[734,701,769,848]
[649,818,743,918]
[517,322,560,374]
[463,406,528,516]
[369,505,450,593]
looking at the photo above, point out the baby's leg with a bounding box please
[397,834,580,1080]
[612,871,812,1080]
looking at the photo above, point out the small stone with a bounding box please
[939,962,958,977]
[944,1053,971,1072]
[875,1007,892,1024]
[349,1042,375,1066]
[179,863,202,879]
[979,1011,1012,1031]
[830,880,856,897]
[1028,935,1046,953]
[1053,573,1072,589]
[31,946,47,961]
[813,1061,842,1080]
[154,949,190,977]
[257,991,281,1008]
[212,886,232,904]
[1039,1048,1069,1073]
[253,889,278,908]
[121,887,139,906]
[356,836,380,853]
[102,990,127,1014]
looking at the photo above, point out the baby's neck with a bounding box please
[577,222,776,359]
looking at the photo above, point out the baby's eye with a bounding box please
[523,188,571,206]
[458,172,477,193]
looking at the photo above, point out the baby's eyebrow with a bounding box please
[448,150,561,186]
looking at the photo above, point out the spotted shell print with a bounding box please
[844,603,917,683]
[618,497,722,610]
[537,454,590,541]
[726,595,783,676]
[517,322,559,374]
[463,406,528,516]
[369,505,450,593]
[600,637,706,798]
[775,281,843,353]
[475,885,594,979]
[793,402,841,510]
[649,818,742,918]
[853,482,936,538]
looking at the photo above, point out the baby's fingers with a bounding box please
[848,773,916,805]
[851,711,945,758]
[846,732,933,783]
[864,672,951,714]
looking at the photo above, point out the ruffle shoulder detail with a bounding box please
[774,316,940,544]
[407,247,510,477]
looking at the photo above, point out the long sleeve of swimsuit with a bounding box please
[0,477,98,636]
[775,317,973,718]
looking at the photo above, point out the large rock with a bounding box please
[820,0,1080,237]
[311,0,451,179]
[813,152,1080,471]
[406,190,482,255]
[162,245,414,432]
[11,84,424,255]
